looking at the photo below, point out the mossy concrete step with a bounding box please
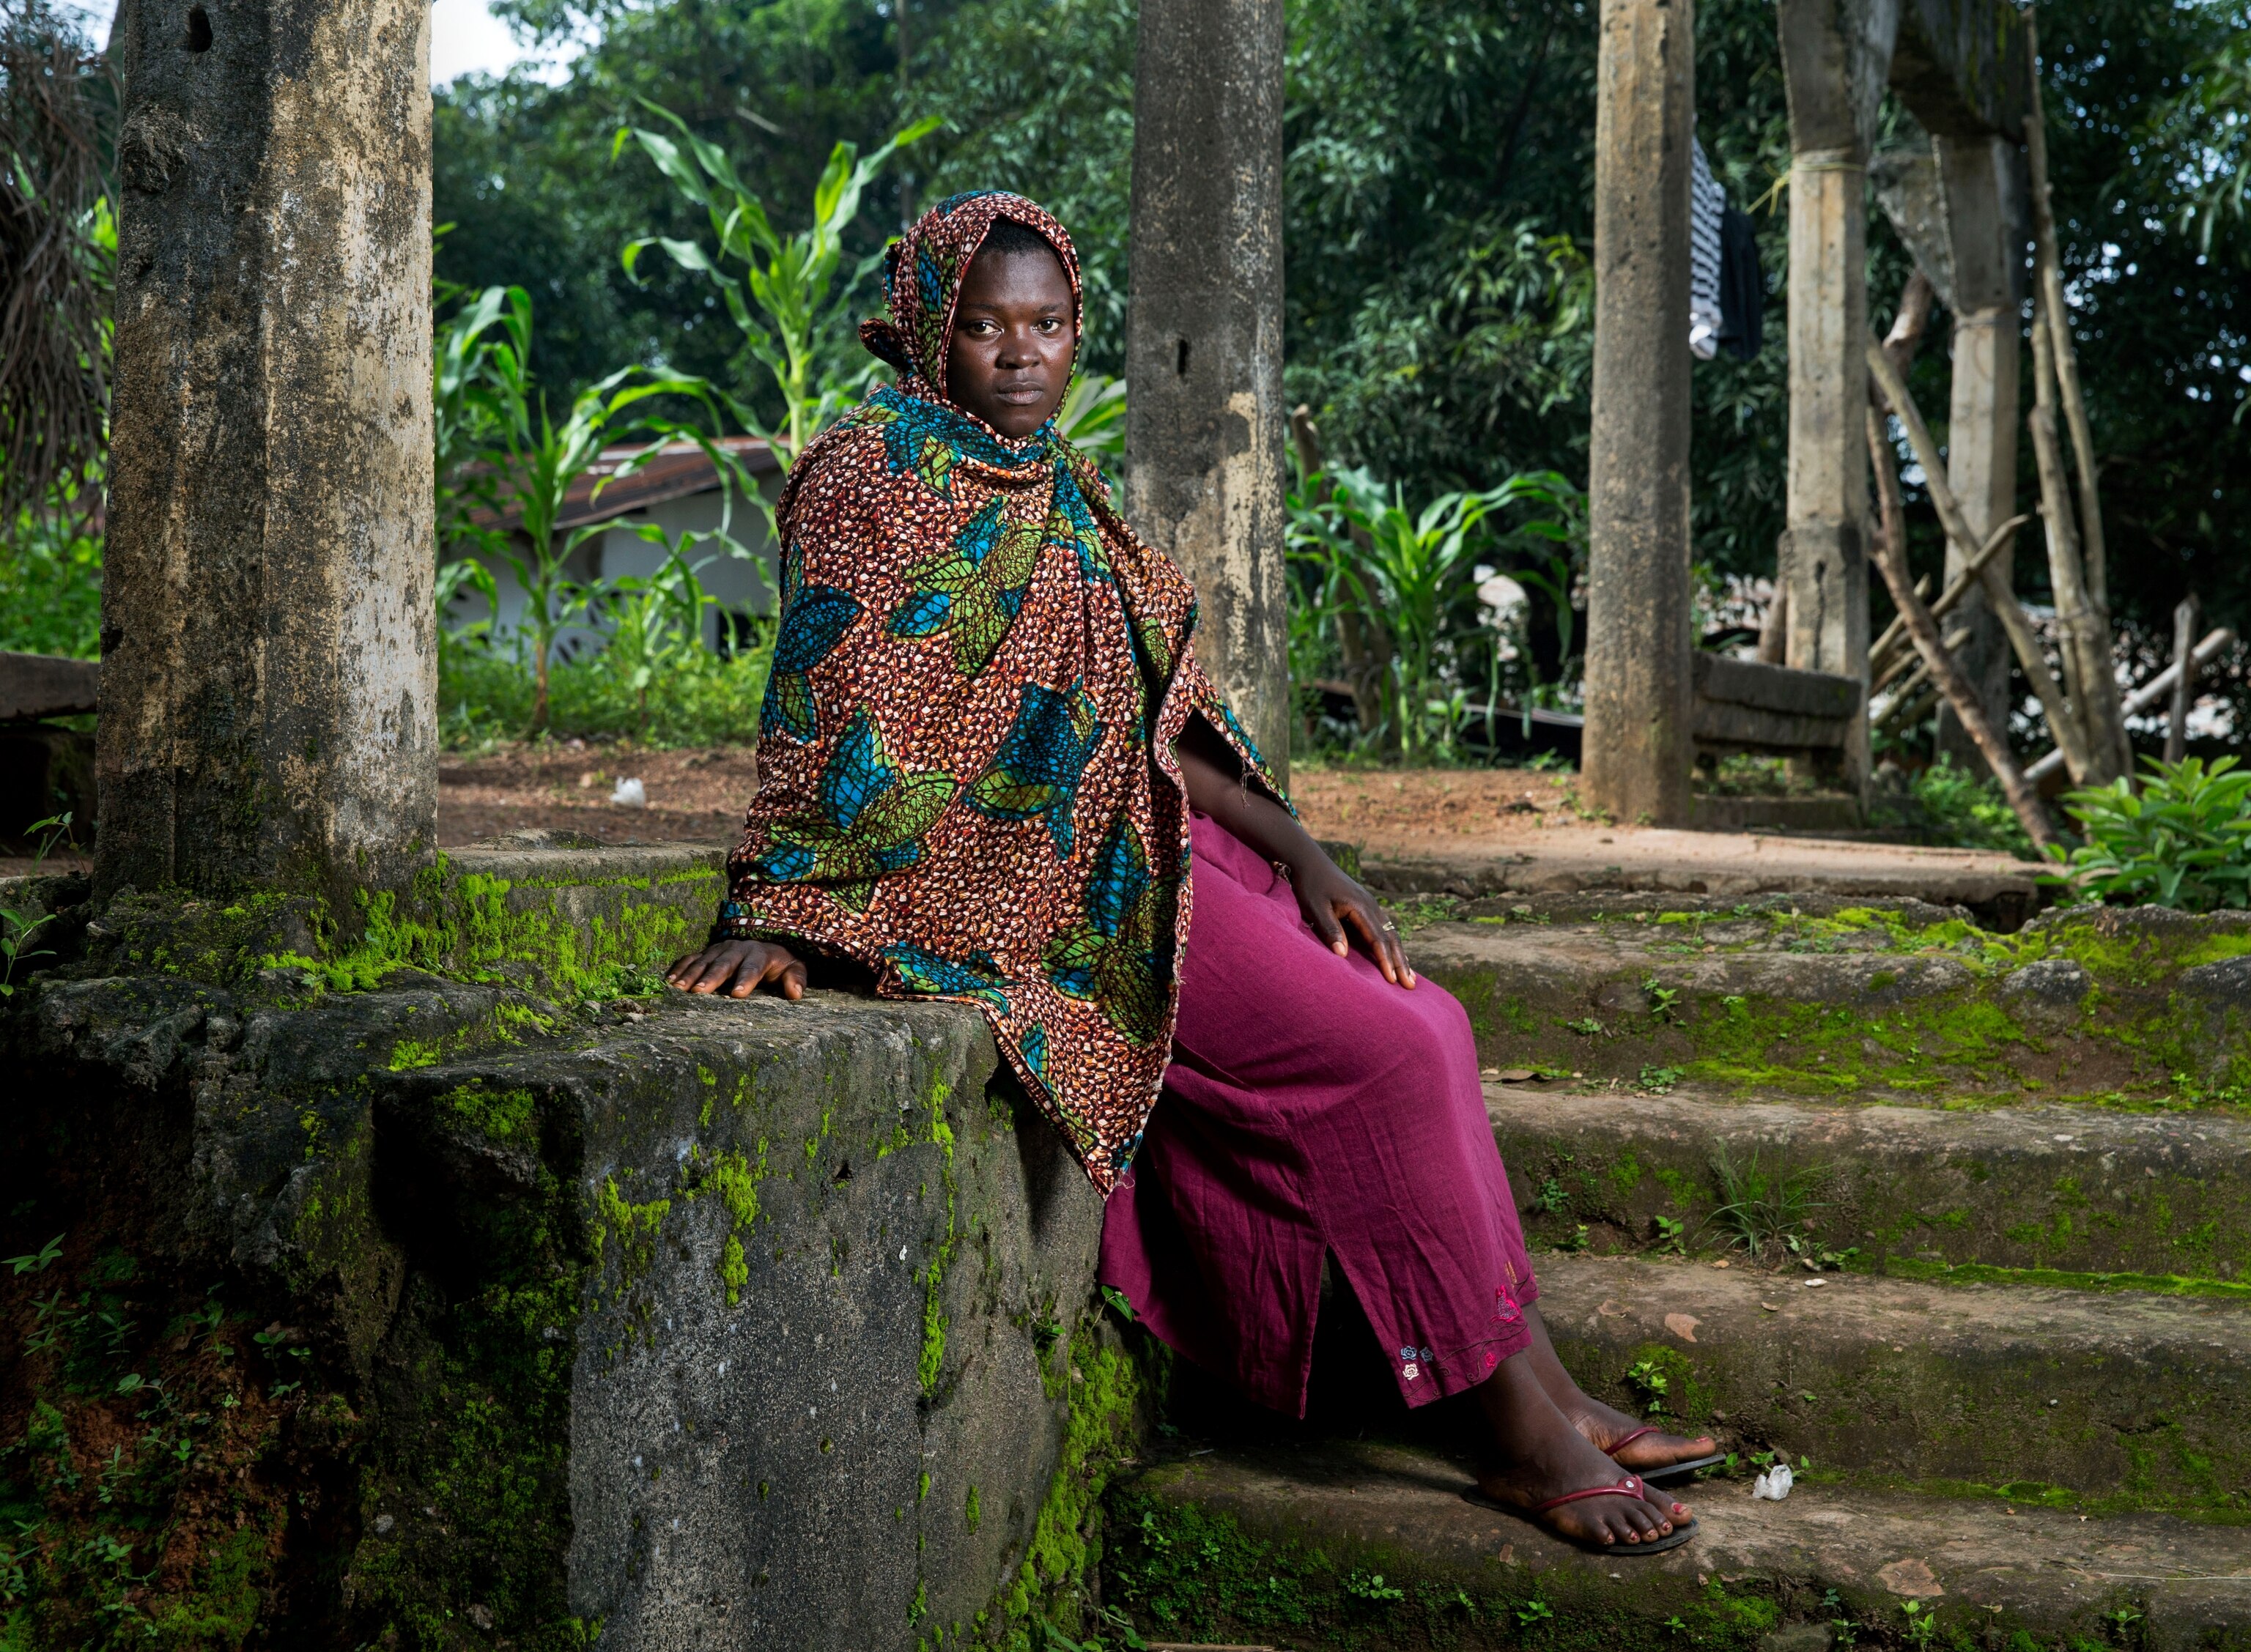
[1487,1083,2251,1281]
[1353,830,2044,921]
[1106,1440,2251,1652]
[372,988,1112,1650]
[1405,901,2251,1103]
[6,848,1127,1651]
[1530,1253,2251,1508]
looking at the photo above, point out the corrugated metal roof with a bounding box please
[466,435,778,535]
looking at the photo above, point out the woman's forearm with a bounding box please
[1175,715,1323,872]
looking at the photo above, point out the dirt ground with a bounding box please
[435,741,758,848]
[2,756,2034,908]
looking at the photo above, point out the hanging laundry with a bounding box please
[1689,138,1726,360]
[1718,204,1764,360]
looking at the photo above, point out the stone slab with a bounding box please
[0,648,99,720]
[1488,1084,2251,1278]
[1359,830,2040,915]
[1694,653,1863,721]
[4,848,1115,1648]
[1112,1440,2251,1649]
[1410,907,2251,1098]
[1531,1252,2251,1502]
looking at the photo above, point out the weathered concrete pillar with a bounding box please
[100,0,436,910]
[1778,0,1895,796]
[1124,0,1290,779]
[1931,133,2023,774]
[1581,0,1696,826]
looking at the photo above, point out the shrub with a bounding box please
[1869,758,2036,859]
[439,640,770,751]
[2047,756,2251,911]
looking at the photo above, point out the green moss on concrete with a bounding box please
[89,855,722,1007]
[699,1144,770,1307]
[342,1166,603,1650]
[591,1174,671,1302]
[446,1082,538,1143]
[1103,1487,1784,1650]
[1001,1325,1152,1631]
[1872,1256,2251,1300]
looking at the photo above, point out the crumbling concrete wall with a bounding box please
[1,845,1110,1649]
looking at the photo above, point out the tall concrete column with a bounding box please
[1778,0,1895,796]
[100,0,436,910]
[1581,0,1696,826]
[1930,134,2023,774]
[1124,0,1290,780]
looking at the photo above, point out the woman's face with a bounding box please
[945,243,1076,439]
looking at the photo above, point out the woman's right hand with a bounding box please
[665,938,808,1000]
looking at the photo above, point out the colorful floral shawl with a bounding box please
[717,191,1281,1193]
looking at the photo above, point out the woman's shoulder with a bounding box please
[775,412,894,535]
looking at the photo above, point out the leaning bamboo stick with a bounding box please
[1866,341,2095,784]
[2025,302,2126,781]
[1869,575,1932,680]
[1869,517,2030,687]
[1864,405,2060,852]
[2165,594,2201,766]
[2025,626,2238,783]
[2022,12,2108,618]
[1873,628,1973,730]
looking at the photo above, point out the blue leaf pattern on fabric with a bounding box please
[966,681,1106,857]
[760,550,863,743]
[883,941,1011,1010]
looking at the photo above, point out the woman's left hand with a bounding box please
[1289,856,1415,988]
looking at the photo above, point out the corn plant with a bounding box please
[1054,371,1126,467]
[616,102,939,508]
[1287,465,1584,760]
[584,533,720,734]
[2047,755,2251,911]
[454,284,737,734]
[1,810,73,997]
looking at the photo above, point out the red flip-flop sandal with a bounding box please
[1462,1473,1697,1556]
[1605,1425,1727,1484]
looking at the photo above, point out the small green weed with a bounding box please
[1702,1146,1830,1262]
[1625,1357,1670,1414]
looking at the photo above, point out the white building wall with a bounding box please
[443,475,781,661]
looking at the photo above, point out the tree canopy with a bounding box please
[435,0,2249,719]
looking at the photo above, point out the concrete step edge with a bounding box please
[1109,1439,2250,1652]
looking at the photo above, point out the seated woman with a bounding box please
[666,192,1713,1555]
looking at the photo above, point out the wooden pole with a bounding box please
[2022,12,2107,617]
[1864,406,2058,852]
[2165,594,2201,766]
[1581,0,1697,825]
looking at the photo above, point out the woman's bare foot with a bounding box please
[1516,1303,1719,1472]
[1465,1343,1694,1552]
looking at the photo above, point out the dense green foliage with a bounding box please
[2049,755,2251,909]
[430,0,2249,744]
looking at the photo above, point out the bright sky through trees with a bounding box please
[50,0,560,84]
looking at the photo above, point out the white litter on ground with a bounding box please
[1752,1462,1794,1502]
[611,777,647,808]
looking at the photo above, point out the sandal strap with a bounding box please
[1535,1475,1651,1515]
[1605,1426,1661,1454]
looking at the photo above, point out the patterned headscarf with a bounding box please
[718,193,1284,1194]
[858,191,1084,398]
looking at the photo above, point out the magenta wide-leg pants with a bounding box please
[1098,812,1539,1417]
